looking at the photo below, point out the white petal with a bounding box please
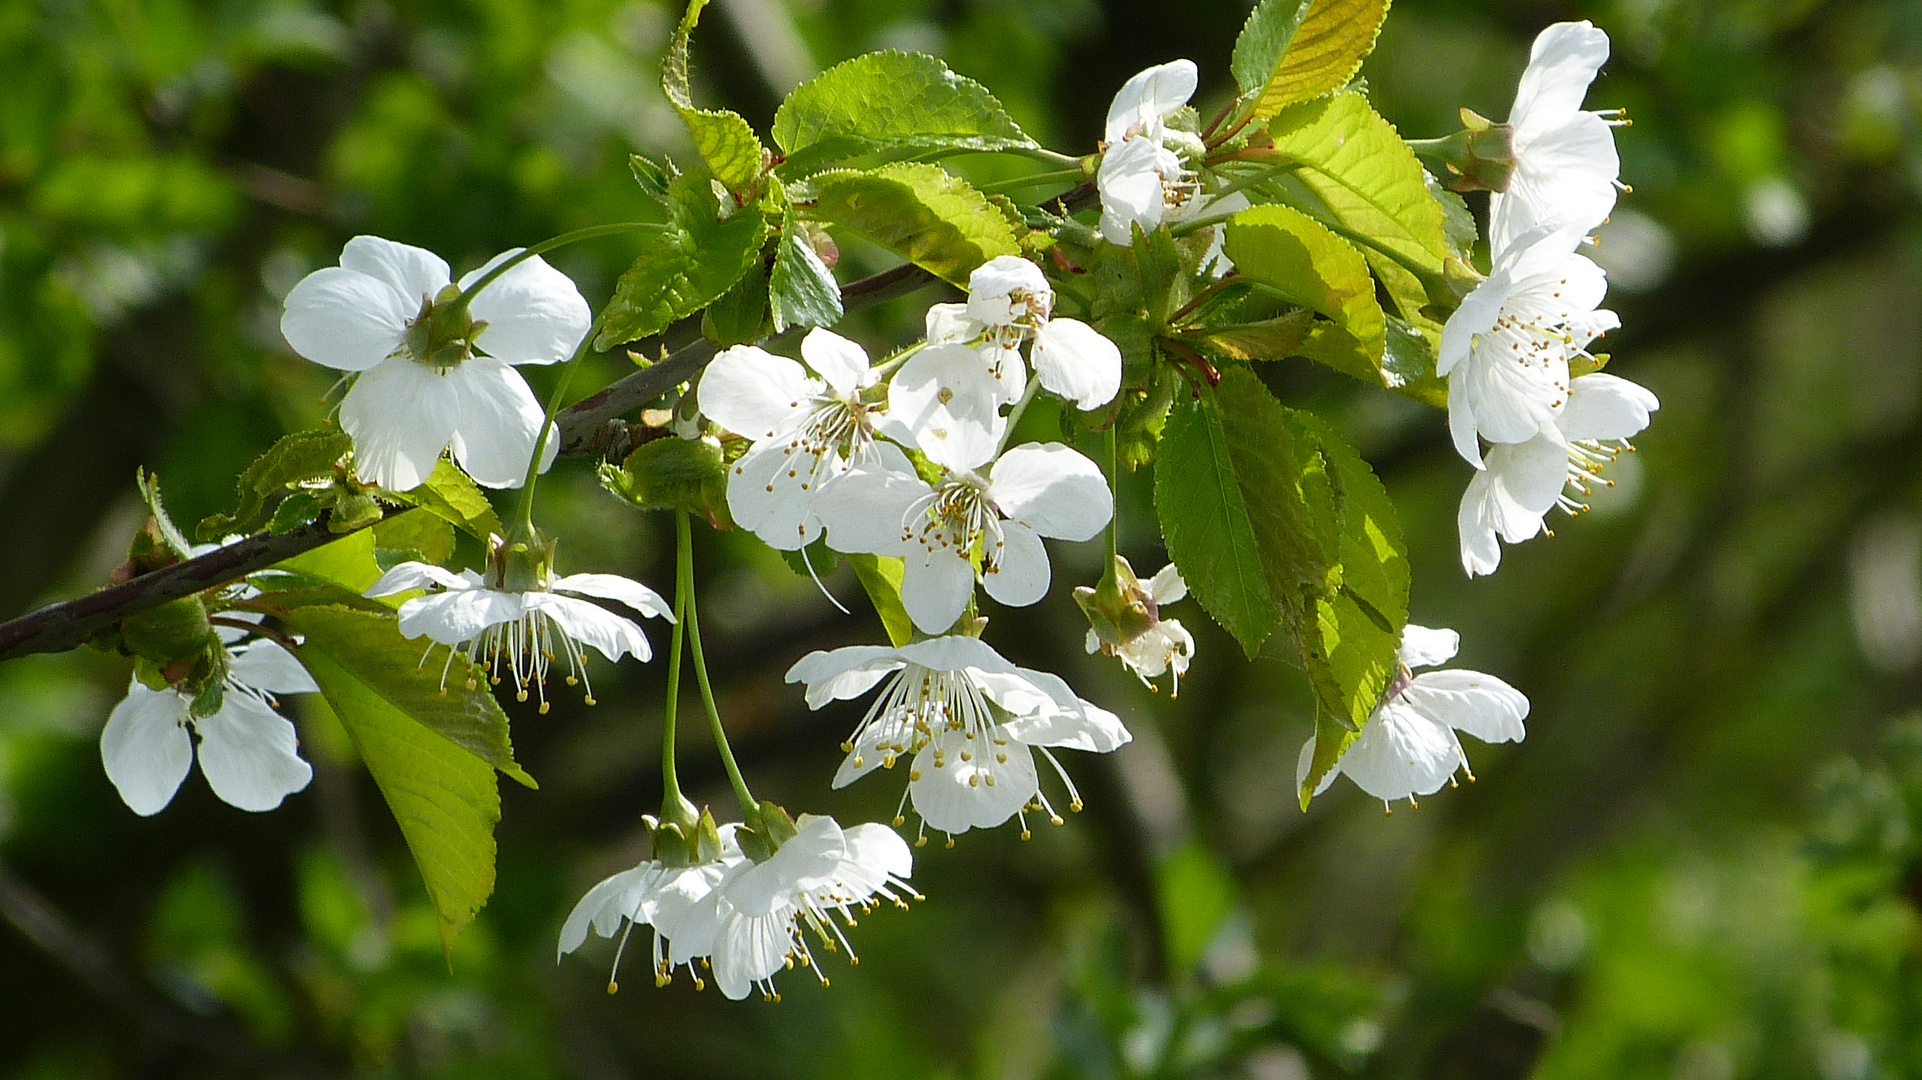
[101,683,194,816]
[1509,22,1611,144]
[829,823,913,901]
[966,256,1051,326]
[1448,372,1487,469]
[1490,112,1620,250]
[339,235,451,304]
[909,732,1038,833]
[925,302,980,345]
[1097,137,1176,245]
[1000,688,1132,752]
[1402,669,1530,745]
[899,547,977,635]
[983,343,1027,404]
[396,587,522,645]
[552,573,673,620]
[664,882,728,969]
[280,268,412,372]
[982,520,1050,608]
[447,360,550,489]
[194,692,313,812]
[699,346,818,441]
[461,250,592,366]
[1147,563,1188,604]
[709,906,795,999]
[1478,437,1569,546]
[338,358,461,492]
[799,328,872,396]
[648,863,726,935]
[811,460,926,556]
[894,635,1017,674]
[1397,625,1460,668]
[988,442,1112,541]
[1334,701,1461,803]
[1559,373,1659,441]
[785,646,905,708]
[832,714,914,788]
[1104,59,1198,145]
[1031,318,1122,410]
[887,345,1005,472]
[725,440,829,552]
[1458,469,1506,578]
[524,593,651,663]
[366,561,476,598]
[557,864,658,959]
[723,816,845,916]
[228,640,318,696]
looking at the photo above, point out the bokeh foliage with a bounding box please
[3,0,1922,1077]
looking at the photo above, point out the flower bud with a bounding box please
[1074,555,1159,650]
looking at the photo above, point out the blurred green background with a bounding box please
[3,0,1922,1076]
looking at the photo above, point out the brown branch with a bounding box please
[0,260,946,665]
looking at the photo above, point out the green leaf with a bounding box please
[285,605,532,956]
[137,469,194,560]
[1223,203,1385,381]
[770,221,844,332]
[597,174,768,350]
[1190,311,1315,361]
[372,507,456,565]
[403,458,503,541]
[1214,368,1341,601]
[273,529,383,594]
[846,554,914,648]
[198,428,353,540]
[806,163,1023,287]
[1154,393,1278,656]
[598,436,733,529]
[772,51,1034,176]
[1232,0,1390,121]
[1382,315,1447,407]
[662,0,767,191]
[266,491,323,534]
[1133,222,1186,329]
[1263,93,1449,319]
[702,250,771,347]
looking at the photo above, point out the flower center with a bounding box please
[901,477,1004,571]
[399,284,486,372]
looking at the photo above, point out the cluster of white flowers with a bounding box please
[559,814,915,1000]
[1442,22,1659,577]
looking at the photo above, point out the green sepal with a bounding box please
[121,595,214,668]
[597,435,734,529]
[137,469,195,561]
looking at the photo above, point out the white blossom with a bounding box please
[365,556,671,709]
[1298,626,1529,810]
[786,637,1130,839]
[815,436,1112,635]
[700,329,887,550]
[556,825,740,990]
[1488,21,1627,253]
[923,257,1122,411]
[1086,562,1195,692]
[1097,60,1201,245]
[1459,372,1659,576]
[1439,223,1618,467]
[101,638,317,816]
[280,237,590,491]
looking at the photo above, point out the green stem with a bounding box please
[511,311,606,530]
[977,167,1088,194]
[1008,145,1087,169]
[452,221,661,311]
[660,532,691,812]
[678,512,755,817]
[998,375,1043,453]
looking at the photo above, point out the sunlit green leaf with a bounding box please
[1223,203,1386,381]
[1155,391,1278,656]
[662,0,768,191]
[597,174,767,349]
[806,163,1023,286]
[770,220,843,332]
[846,554,914,648]
[401,458,503,541]
[197,427,352,540]
[772,51,1034,176]
[1232,0,1390,120]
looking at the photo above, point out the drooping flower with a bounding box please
[101,638,317,816]
[1097,60,1201,245]
[923,257,1123,411]
[1439,223,1618,467]
[700,329,888,550]
[365,536,672,709]
[669,815,917,1001]
[1458,372,1659,576]
[815,432,1113,635]
[280,237,590,491]
[1488,21,1627,253]
[786,637,1131,839]
[1298,626,1529,811]
[557,817,742,991]
[1084,561,1195,692]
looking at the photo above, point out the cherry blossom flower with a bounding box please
[1298,626,1529,811]
[786,637,1130,839]
[280,237,590,491]
[1488,21,1627,253]
[815,435,1112,635]
[1097,60,1201,245]
[700,329,888,550]
[669,815,916,1000]
[101,638,317,816]
[1085,562,1195,692]
[1440,223,1618,467]
[923,257,1123,411]
[1459,372,1659,576]
[557,824,741,990]
[365,542,671,710]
